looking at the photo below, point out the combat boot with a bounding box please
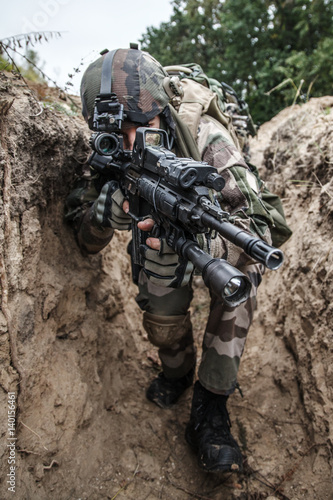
[185,381,243,473]
[146,366,195,409]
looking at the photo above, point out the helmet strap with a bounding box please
[100,49,118,96]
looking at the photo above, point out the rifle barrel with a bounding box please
[200,212,284,270]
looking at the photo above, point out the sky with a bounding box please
[2,0,174,94]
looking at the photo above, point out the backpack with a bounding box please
[164,63,256,156]
[163,63,292,247]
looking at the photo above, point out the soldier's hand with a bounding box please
[138,218,194,288]
[137,218,160,249]
[91,181,132,230]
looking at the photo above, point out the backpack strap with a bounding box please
[168,105,201,161]
[164,65,192,76]
[176,79,215,139]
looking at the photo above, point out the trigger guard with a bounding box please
[151,224,162,238]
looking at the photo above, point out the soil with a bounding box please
[0,71,332,500]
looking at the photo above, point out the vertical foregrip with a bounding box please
[131,223,144,267]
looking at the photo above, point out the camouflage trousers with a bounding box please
[135,263,264,395]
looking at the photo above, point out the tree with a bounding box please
[141,0,225,71]
[140,0,333,123]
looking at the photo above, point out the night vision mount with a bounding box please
[89,49,128,158]
[89,92,127,157]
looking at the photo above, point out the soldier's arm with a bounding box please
[197,116,273,236]
[64,170,114,255]
[196,116,274,267]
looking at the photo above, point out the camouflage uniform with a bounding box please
[134,114,269,395]
[66,110,270,396]
[65,48,273,396]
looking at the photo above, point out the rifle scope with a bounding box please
[89,132,122,157]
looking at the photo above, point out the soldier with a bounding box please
[65,47,273,473]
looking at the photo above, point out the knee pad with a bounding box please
[143,311,192,348]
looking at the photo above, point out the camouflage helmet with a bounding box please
[80,48,170,129]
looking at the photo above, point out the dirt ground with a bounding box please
[0,71,332,500]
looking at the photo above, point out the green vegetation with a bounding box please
[0,48,45,83]
[140,0,333,123]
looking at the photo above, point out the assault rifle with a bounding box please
[88,127,283,307]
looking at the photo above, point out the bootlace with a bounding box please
[195,394,231,434]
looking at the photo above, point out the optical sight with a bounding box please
[89,132,123,157]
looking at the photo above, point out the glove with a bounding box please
[141,237,194,288]
[91,181,131,230]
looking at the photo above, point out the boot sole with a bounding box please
[186,426,243,473]
[198,454,243,474]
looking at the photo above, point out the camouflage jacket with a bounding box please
[65,109,273,265]
[196,114,273,267]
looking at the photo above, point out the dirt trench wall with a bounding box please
[252,96,333,458]
[0,72,140,498]
[1,70,332,499]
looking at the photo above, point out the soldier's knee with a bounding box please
[143,311,192,348]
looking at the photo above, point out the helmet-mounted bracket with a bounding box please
[92,93,125,132]
[92,49,127,133]
[162,75,184,111]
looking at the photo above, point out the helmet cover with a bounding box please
[81,48,170,129]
